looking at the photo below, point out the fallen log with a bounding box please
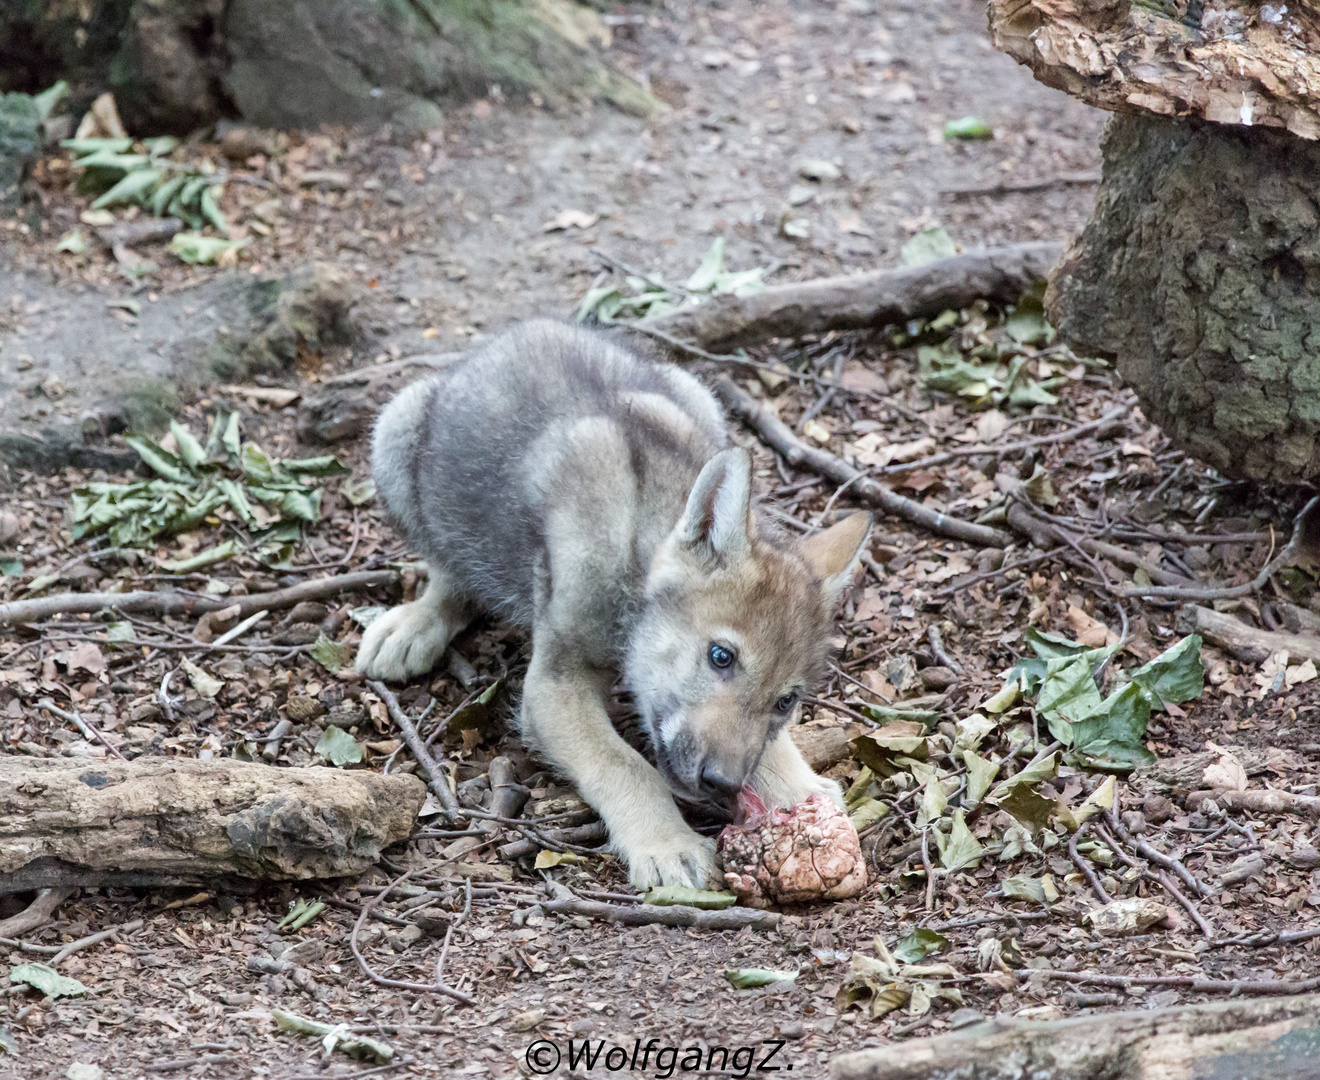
[714,377,1012,548]
[830,993,1320,1080]
[1177,604,1320,665]
[541,883,780,931]
[0,568,399,627]
[1187,788,1320,818]
[0,757,424,894]
[643,243,1063,350]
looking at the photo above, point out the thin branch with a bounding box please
[368,680,462,822]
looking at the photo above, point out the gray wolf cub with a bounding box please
[358,320,870,889]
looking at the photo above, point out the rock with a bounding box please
[283,601,330,626]
[325,702,366,729]
[286,694,327,722]
[919,666,959,691]
[718,791,867,908]
[272,622,323,646]
[798,159,842,182]
[1083,897,1173,936]
[0,92,40,211]
[0,509,21,546]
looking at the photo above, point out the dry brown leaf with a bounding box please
[1202,741,1248,792]
[1065,604,1119,648]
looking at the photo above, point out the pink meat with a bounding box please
[717,791,868,908]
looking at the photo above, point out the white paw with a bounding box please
[354,602,449,681]
[619,831,719,891]
[752,769,845,812]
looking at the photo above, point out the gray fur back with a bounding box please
[370,320,730,627]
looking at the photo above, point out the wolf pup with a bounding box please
[357,320,871,889]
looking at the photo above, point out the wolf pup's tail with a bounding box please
[370,376,440,552]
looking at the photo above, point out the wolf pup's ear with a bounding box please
[801,511,872,606]
[679,447,754,560]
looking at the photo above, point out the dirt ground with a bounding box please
[5,2,1320,1080]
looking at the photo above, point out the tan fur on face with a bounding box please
[626,510,869,801]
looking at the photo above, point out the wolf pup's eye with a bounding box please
[775,692,798,714]
[708,643,735,670]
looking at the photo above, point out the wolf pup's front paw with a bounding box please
[355,601,449,681]
[620,830,719,891]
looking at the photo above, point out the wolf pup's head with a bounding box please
[624,447,871,810]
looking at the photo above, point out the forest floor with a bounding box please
[4,1,1320,1080]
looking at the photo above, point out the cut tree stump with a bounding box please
[0,758,424,894]
[830,993,1320,1080]
[990,0,1320,482]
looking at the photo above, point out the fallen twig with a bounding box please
[925,624,964,676]
[642,242,1063,349]
[541,882,780,930]
[1187,788,1320,818]
[714,377,1012,548]
[1176,604,1320,666]
[0,569,400,626]
[941,171,1101,199]
[49,918,144,967]
[1069,821,1111,904]
[37,698,127,760]
[878,405,1131,476]
[348,870,475,1005]
[0,887,74,937]
[369,679,462,822]
[498,821,608,860]
[1033,969,1320,995]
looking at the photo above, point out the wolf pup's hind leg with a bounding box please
[355,566,475,681]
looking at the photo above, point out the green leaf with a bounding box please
[724,967,798,989]
[1068,681,1155,769]
[8,963,88,999]
[982,681,1019,714]
[849,797,890,831]
[644,887,737,909]
[900,225,957,268]
[996,783,1055,833]
[240,442,275,484]
[685,237,726,292]
[962,750,1000,809]
[892,929,950,963]
[1128,634,1204,709]
[158,538,240,573]
[170,232,247,265]
[151,174,187,217]
[56,229,85,254]
[917,775,948,827]
[124,435,187,481]
[309,634,353,674]
[141,135,180,157]
[943,116,993,140]
[105,621,136,642]
[32,80,69,123]
[169,420,207,469]
[341,476,376,506]
[934,809,984,871]
[279,898,327,931]
[315,725,363,766]
[1004,308,1054,347]
[1036,655,1106,742]
[577,283,623,323]
[90,167,160,210]
[221,412,242,459]
[989,752,1058,801]
[282,455,350,477]
[0,557,22,577]
[218,477,255,524]
[62,137,134,155]
[199,185,228,231]
[1002,874,1049,903]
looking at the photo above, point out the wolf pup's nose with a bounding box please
[699,759,743,799]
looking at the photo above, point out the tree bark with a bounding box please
[0,758,425,894]
[1045,114,1320,483]
[830,994,1320,1080]
[642,243,1063,351]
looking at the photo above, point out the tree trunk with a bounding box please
[1045,113,1320,482]
[0,757,425,894]
[830,994,1320,1080]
